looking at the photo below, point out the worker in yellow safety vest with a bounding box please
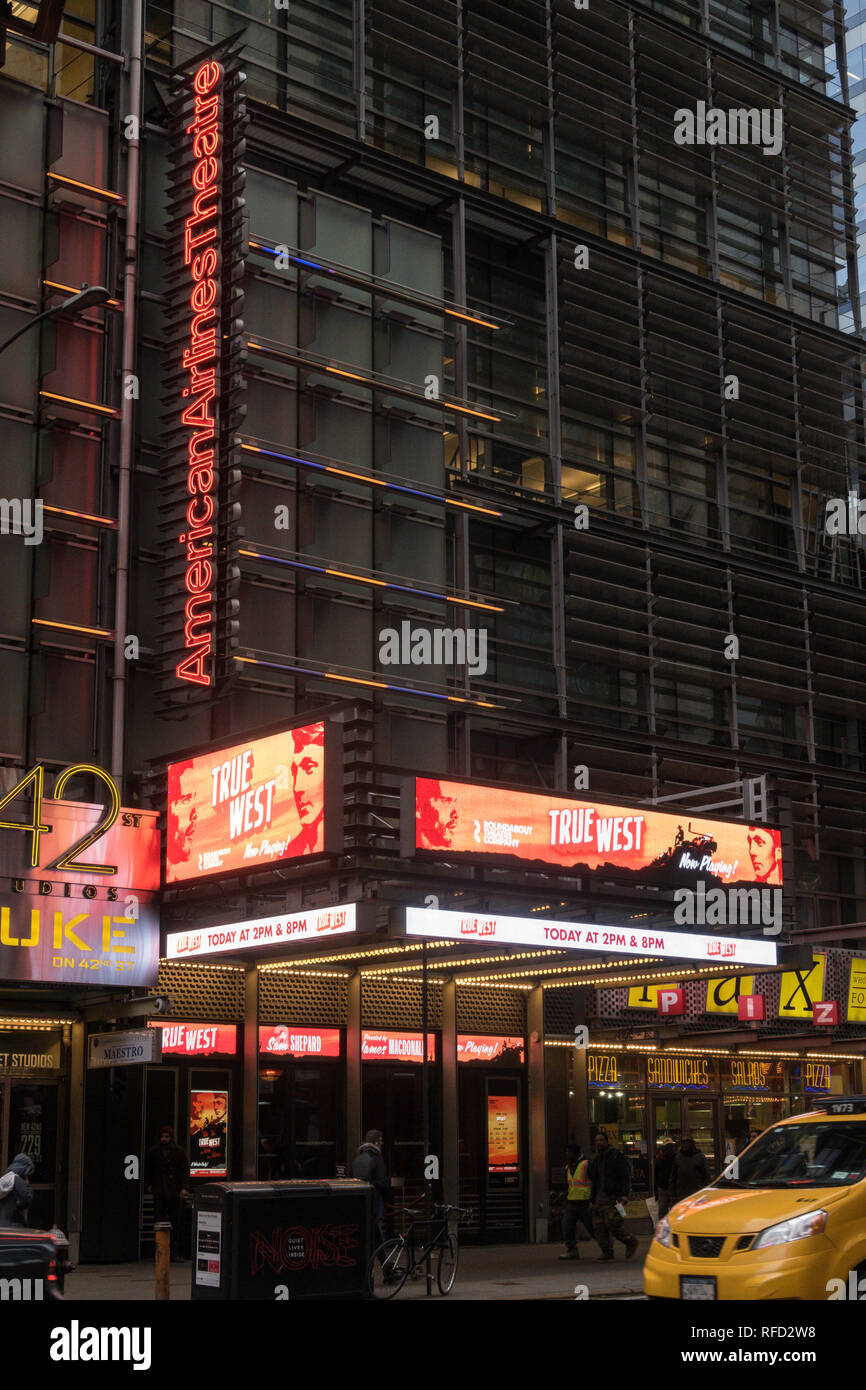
[559,1143,593,1260]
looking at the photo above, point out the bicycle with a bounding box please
[368,1203,470,1298]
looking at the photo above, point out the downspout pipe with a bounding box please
[111,0,144,787]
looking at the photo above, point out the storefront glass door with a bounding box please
[258,1062,341,1179]
[4,1081,60,1228]
[651,1096,720,1182]
[363,1061,442,1223]
[684,1099,717,1178]
[652,1097,683,1149]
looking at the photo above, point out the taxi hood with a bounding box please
[668,1183,850,1234]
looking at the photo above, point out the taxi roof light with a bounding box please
[811,1095,866,1115]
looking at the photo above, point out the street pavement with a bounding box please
[59,1237,650,1301]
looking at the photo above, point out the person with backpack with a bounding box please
[351,1130,389,1245]
[0,1153,34,1227]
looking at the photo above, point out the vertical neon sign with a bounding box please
[177,59,222,687]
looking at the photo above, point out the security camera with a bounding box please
[151,995,171,1015]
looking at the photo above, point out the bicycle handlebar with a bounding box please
[396,1202,471,1219]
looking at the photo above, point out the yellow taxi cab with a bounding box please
[644,1095,866,1300]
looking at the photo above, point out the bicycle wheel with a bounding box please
[368,1238,411,1298]
[436,1235,459,1295]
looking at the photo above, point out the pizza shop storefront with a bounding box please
[572,1047,858,1200]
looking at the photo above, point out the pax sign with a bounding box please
[658,988,685,1016]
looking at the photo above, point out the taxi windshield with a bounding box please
[718,1122,866,1188]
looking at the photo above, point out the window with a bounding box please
[639,168,709,275]
[646,443,718,540]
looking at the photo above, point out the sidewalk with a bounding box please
[60,1238,649,1301]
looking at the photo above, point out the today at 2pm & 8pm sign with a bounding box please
[405,907,777,966]
[166,720,342,883]
[165,903,357,959]
[404,777,783,889]
[0,765,160,987]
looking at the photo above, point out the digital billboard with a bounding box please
[457,1035,525,1065]
[258,1026,342,1059]
[404,777,783,889]
[150,1022,238,1057]
[166,720,341,883]
[487,1095,519,1174]
[360,1031,436,1063]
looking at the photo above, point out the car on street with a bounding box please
[644,1095,866,1300]
[0,1227,66,1299]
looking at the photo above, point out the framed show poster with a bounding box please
[189,1090,228,1178]
[487,1086,520,1189]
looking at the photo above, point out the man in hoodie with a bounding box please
[145,1125,190,1261]
[351,1130,389,1244]
[669,1135,709,1207]
[0,1153,34,1227]
[654,1139,677,1219]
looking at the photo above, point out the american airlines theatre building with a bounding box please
[138,711,866,1248]
[5,23,866,1262]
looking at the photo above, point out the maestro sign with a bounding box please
[403,777,783,889]
[166,720,342,883]
[89,1030,161,1069]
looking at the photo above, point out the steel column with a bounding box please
[110,0,144,786]
[527,984,548,1243]
[441,976,459,1207]
[242,965,258,1179]
[346,970,362,1164]
[65,1020,86,1265]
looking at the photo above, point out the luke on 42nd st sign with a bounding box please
[0,763,159,987]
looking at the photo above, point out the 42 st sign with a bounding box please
[0,762,160,987]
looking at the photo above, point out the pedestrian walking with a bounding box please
[588,1132,639,1262]
[558,1143,593,1259]
[654,1140,677,1219]
[351,1129,389,1245]
[144,1125,190,1261]
[0,1153,34,1228]
[669,1135,709,1206]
